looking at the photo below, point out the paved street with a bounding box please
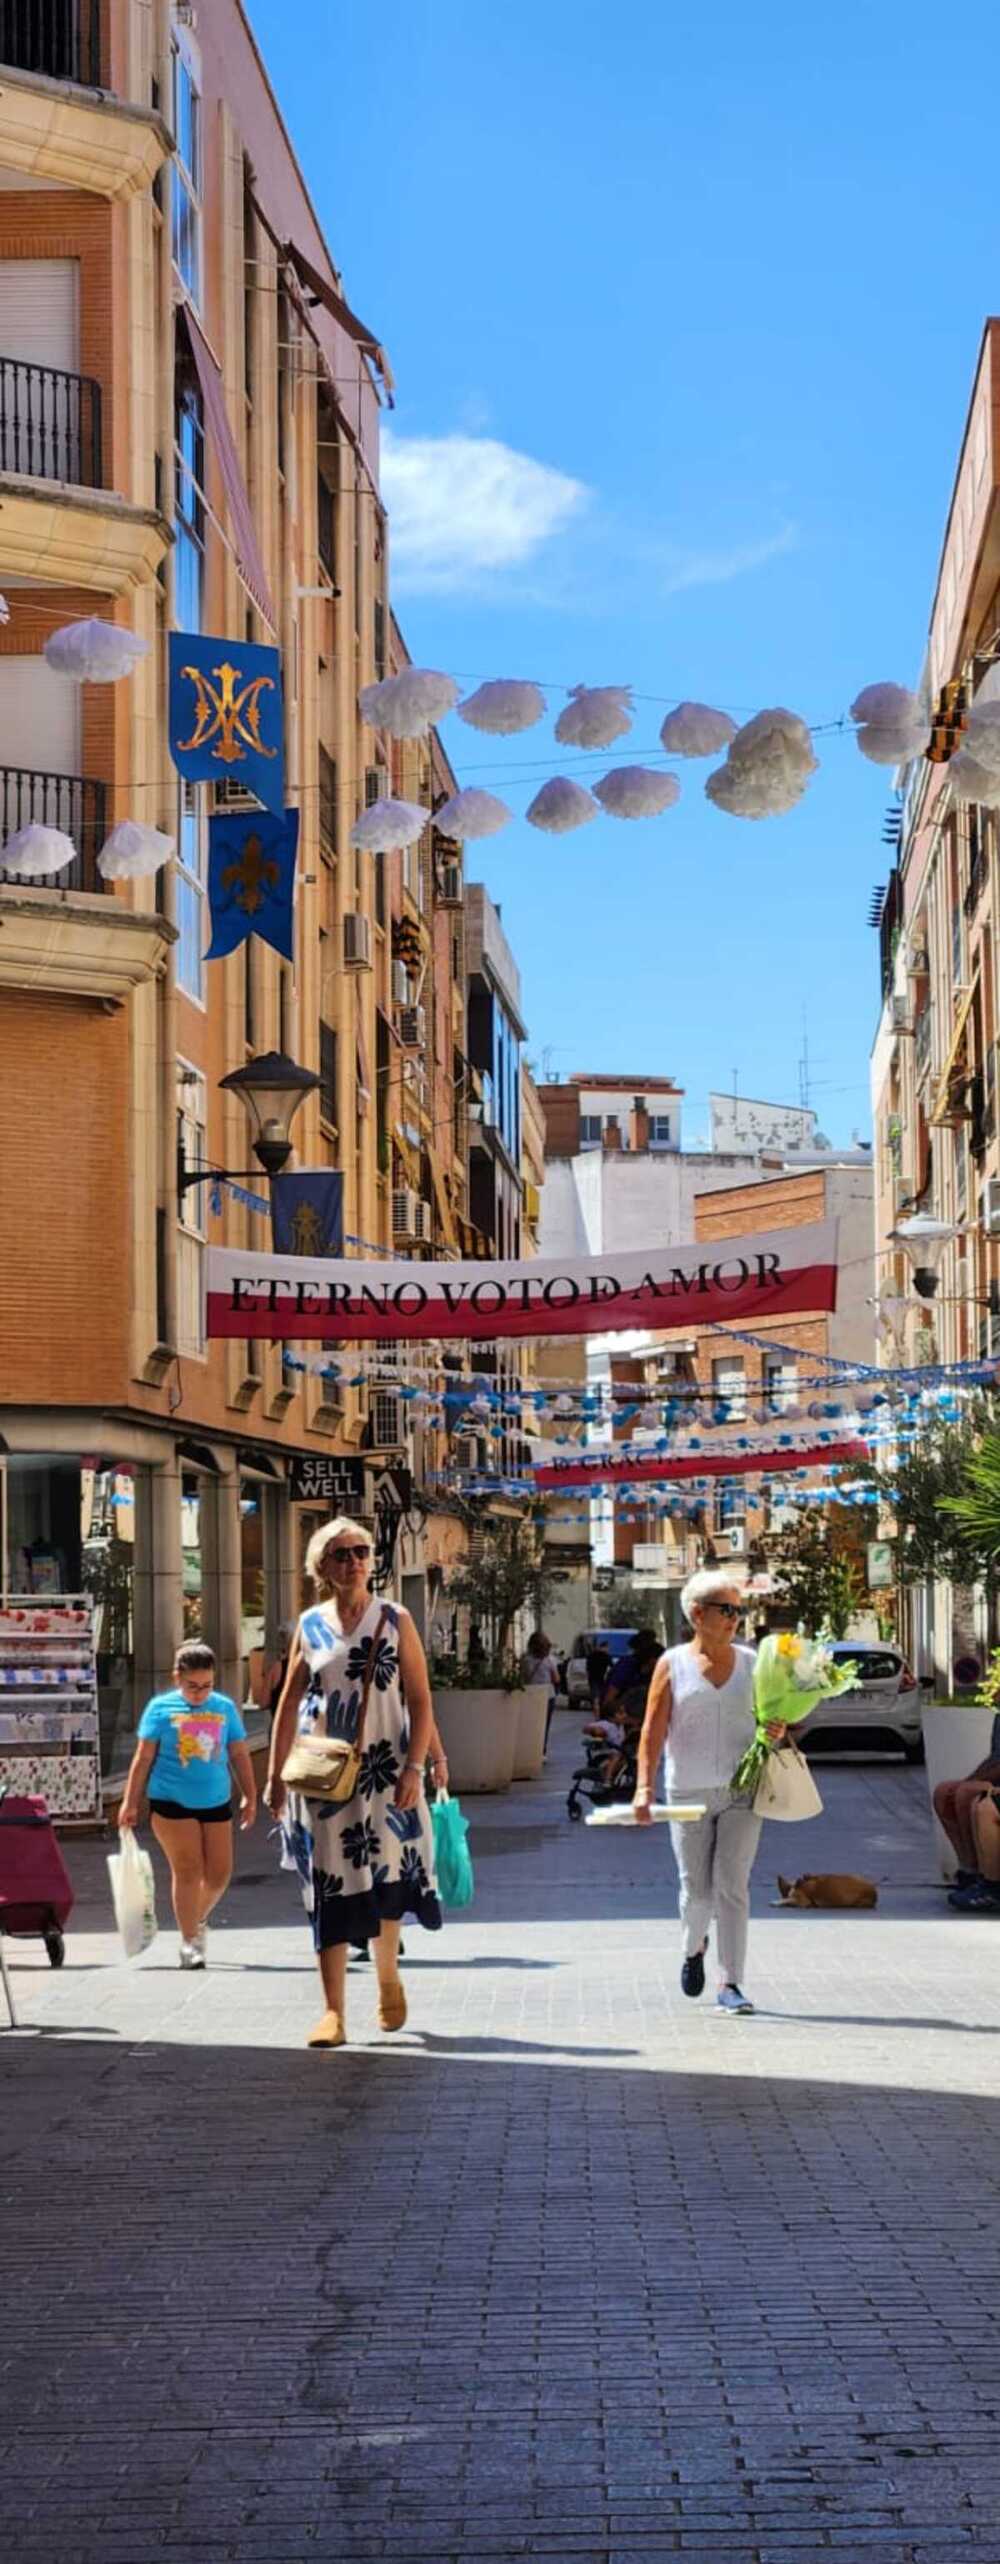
[4,1714,1000,2564]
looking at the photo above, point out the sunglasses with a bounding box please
[328,1543,372,1564]
[712,1602,744,1620]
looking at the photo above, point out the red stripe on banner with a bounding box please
[205,1259,838,1345]
[533,1441,869,1492]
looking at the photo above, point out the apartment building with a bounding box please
[871,319,1000,1680]
[0,1,490,1749]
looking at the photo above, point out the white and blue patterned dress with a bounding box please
[279,1595,442,1952]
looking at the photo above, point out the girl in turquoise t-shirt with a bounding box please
[118,1641,257,1968]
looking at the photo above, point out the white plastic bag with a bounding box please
[753,1744,823,1823]
[107,1827,157,1957]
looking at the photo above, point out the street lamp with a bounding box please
[178,1049,321,1195]
[889,1215,963,1302]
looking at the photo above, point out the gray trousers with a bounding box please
[669,1785,763,1987]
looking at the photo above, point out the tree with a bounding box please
[939,1426,1000,1565]
[599,1582,664,1634]
[847,1401,997,1590]
[448,1512,553,1669]
[766,1512,861,1638]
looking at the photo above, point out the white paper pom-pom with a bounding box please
[705,707,816,819]
[358,668,459,738]
[705,763,808,819]
[850,682,918,727]
[554,683,633,749]
[1,822,76,876]
[457,679,545,735]
[855,719,928,767]
[350,797,428,852]
[659,700,737,757]
[593,767,681,819]
[433,787,512,842]
[44,618,149,681]
[947,749,1000,808]
[97,819,175,881]
[525,777,598,833]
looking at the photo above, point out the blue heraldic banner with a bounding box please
[169,630,285,814]
[271,1170,344,1258]
[205,808,299,962]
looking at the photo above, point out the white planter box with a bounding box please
[432,1688,518,1793]
[512,1688,548,1781]
[921,1703,996,1878]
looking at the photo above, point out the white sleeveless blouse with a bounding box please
[662,1642,756,1794]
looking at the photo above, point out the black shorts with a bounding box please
[148,1798,233,1825]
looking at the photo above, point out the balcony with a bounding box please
[0,763,107,891]
[0,7,169,198]
[1,0,101,85]
[1,356,101,489]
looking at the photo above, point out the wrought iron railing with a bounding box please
[0,765,107,890]
[0,356,102,487]
[0,0,102,87]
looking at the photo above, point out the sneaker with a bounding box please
[949,1879,1000,1912]
[716,1983,754,2015]
[179,1940,206,1970]
[681,1945,706,1999]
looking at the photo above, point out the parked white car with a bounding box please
[797,1640,924,1761]
[565,1628,639,1706]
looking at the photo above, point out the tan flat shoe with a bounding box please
[377,1979,407,2032]
[306,2009,346,2048]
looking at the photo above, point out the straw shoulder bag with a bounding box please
[281,1606,391,1804]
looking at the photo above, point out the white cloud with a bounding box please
[656,523,798,596]
[381,429,589,594]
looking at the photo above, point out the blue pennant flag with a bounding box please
[169,630,285,814]
[271,1170,344,1258]
[205,808,299,962]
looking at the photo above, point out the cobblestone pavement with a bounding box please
[4,1715,1000,2563]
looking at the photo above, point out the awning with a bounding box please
[180,302,277,631]
[281,240,395,407]
[930,978,977,1125]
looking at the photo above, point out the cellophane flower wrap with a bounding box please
[732,1633,858,1795]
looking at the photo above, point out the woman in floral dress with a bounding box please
[265,1518,443,2047]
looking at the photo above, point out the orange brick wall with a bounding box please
[694,1168,825,1242]
[538,1084,581,1157]
[0,991,131,1405]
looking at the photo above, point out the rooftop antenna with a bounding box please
[798,1013,812,1113]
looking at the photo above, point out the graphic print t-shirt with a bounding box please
[138,1689,246,1809]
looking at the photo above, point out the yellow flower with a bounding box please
[776,1633,802,1659]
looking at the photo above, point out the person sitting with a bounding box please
[971,1788,1000,1910]
[936,1711,1000,1907]
[601,1628,663,1740]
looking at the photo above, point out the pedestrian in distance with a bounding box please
[116,1641,257,1969]
[522,1629,563,1754]
[586,1637,612,1708]
[264,1517,444,2049]
[633,1570,785,2016]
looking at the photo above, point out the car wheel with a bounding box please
[903,1737,925,1765]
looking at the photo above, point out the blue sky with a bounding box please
[250,0,990,1142]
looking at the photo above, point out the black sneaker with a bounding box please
[681,1946,706,1999]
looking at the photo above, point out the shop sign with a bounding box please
[287,1455,365,1507]
[866,1539,894,1591]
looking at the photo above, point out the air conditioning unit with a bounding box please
[392,958,410,1006]
[985,1176,1000,1236]
[438,860,463,907]
[392,1186,428,1242]
[397,1004,426,1050]
[891,995,912,1033]
[343,912,372,968]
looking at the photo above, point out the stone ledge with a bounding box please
[0,65,170,199]
[0,887,175,1000]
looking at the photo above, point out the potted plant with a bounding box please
[430,1656,523,1793]
[431,1511,553,1792]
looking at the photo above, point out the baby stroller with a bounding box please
[566,1726,639,1822]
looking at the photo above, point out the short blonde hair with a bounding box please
[679,1566,743,1626]
[304,1516,374,1595]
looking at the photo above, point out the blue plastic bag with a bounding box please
[431,1789,474,1908]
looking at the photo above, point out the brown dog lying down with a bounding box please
[777,1873,878,1909]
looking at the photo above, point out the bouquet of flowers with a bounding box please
[732,1631,859,1796]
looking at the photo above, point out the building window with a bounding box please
[580,1114,602,1148]
[716,1481,746,1534]
[764,1357,798,1414]
[318,470,336,581]
[319,745,337,857]
[176,1066,206,1356]
[374,596,386,681]
[711,1356,747,1420]
[171,39,202,302]
[319,1020,338,1128]
[649,1113,672,1147]
[174,378,205,630]
[176,783,206,1002]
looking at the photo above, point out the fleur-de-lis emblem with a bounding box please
[220,832,280,917]
[177,658,278,767]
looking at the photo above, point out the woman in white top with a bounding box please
[633,1568,784,2016]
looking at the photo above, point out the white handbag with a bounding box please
[753,1742,823,1823]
